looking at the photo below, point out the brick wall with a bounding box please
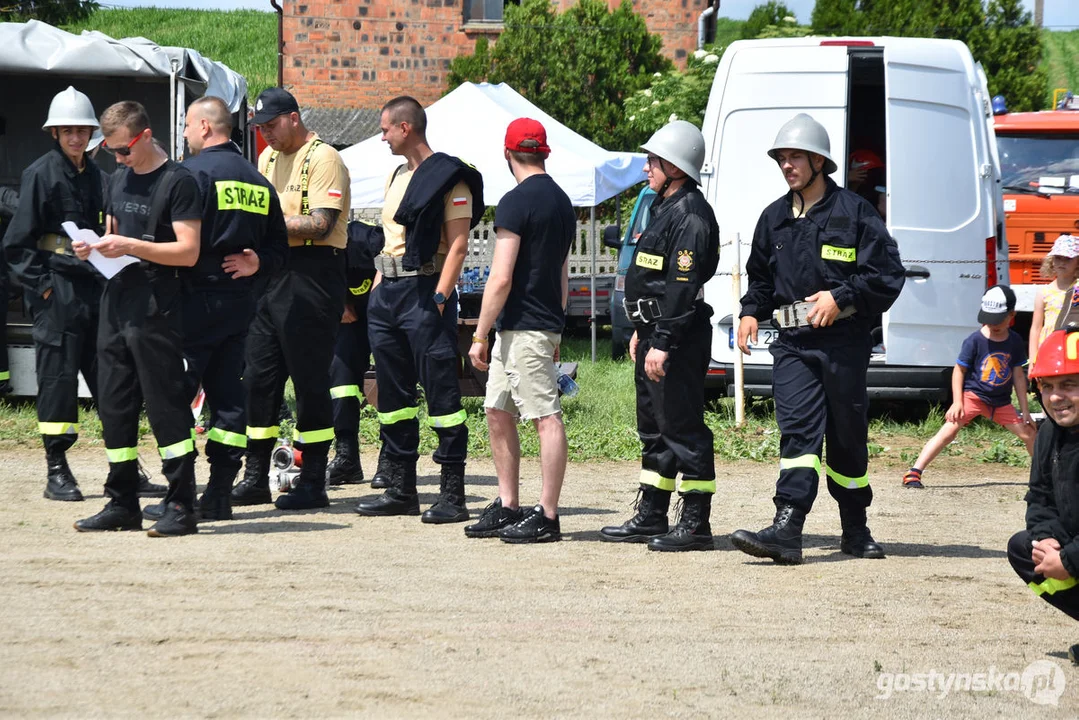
[282,0,709,114]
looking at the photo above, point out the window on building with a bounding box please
[464,0,517,25]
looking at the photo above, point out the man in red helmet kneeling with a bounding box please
[1008,327,1079,662]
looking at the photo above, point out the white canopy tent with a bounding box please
[339,82,648,359]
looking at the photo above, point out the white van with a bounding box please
[700,37,1008,401]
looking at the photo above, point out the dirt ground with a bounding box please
[0,444,1075,719]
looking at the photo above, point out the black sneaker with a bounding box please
[142,498,167,521]
[147,502,199,537]
[74,500,143,532]
[464,497,524,538]
[136,463,168,498]
[499,505,561,544]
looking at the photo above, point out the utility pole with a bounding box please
[1035,0,1044,28]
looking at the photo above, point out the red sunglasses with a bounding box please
[103,128,146,156]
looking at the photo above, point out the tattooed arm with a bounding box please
[286,207,339,242]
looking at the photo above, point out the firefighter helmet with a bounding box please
[1030,328,1079,379]
[42,86,99,130]
[848,149,884,172]
[767,113,837,175]
[640,120,705,184]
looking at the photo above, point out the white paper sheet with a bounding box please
[61,222,139,279]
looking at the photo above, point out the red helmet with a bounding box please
[848,149,884,172]
[1030,329,1079,379]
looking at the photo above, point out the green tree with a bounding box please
[623,45,723,138]
[968,0,1047,112]
[446,0,670,150]
[1,0,98,24]
[741,2,796,39]
[810,0,866,35]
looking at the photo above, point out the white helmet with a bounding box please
[767,113,837,175]
[42,86,99,130]
[87,129,104,152]
[640,120,705,184]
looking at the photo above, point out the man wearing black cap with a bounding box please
[354,95,483,524]
[465,118,574,543]
[230,87,349,511]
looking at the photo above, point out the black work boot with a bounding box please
[232,452,273,506]
[648,493,714,552]
[730,503,806,565]
[421,462,469,524]
[277,448,330,510]
[354,458,420,516]
[199,465,237,521]
[143,498,168,521]
[44,450,83,502]
[326,436,364,486]
[74,500,142,532]
[600,485,671,542]
[147,502,199,537]
[370,447,391,489]
[136,462,167,498]
[839,504,885,559]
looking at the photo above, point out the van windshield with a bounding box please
[997,134,1079,191]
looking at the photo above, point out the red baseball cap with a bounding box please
[505,118,551,154]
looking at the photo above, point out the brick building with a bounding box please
[281,0,719,146]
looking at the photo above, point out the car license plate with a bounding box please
[727,326,777,350]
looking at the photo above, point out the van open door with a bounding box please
[882,40,992,367]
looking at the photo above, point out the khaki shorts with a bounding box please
[484,330,561,420]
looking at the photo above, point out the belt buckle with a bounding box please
[640,298,662,323]
[420,261,436,276]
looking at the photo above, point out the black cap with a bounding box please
[978,284,1017,324]
[252,87,299,124]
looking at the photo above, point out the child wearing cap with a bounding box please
[902,285,1036,488]
[1030,234,1079,363]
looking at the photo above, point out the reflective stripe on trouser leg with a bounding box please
[1007,530,1079,622]
[825,466,869,489]
[330,385,362,400]
[640,469,676,492]
[680,479,716,494]
[428,409,467,428]
[40,422,79,436]
[208,427,248,448]
[293,427,335,445]
[159,429,197,459]
[247,425,280,441]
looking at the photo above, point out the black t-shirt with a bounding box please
[109,161,201,248]
[493,174,575,332]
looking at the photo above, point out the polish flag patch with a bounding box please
[452,196,468,206]
[327,188,342,199]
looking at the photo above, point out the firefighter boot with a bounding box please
[648,492,714,552]
[354,458,420,516]
[370,446,391,489]
[599,485,671,542]
[730,503,806,565]
[326,436,364,486]
[44,450,83,502]
[199,464,237,521]
[276,450,330,511]
[421,463,469,524]
[839,504,885,559]
[231,450,273,506]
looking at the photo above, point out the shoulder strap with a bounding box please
[141,162,179,242]
[299,138,323,219]
[262,150,279,182]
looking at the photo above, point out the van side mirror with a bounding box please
[602,224,621,250]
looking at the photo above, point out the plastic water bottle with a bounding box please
[557,370,579,398]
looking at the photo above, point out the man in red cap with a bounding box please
[1008,328,1079,661]
[466,118,575,543]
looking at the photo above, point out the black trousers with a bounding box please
[30,272,101,454]
[97,271,194,509]
[368,274,466,465]
[770,331,873,514]
[1008,529,1079,622]
[244,247,344,475]
[0,268,10,386]
[183,285,255,474]
[330,313,371,439]
[634,314,715,492]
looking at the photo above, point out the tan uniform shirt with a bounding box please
[258,134,350,248]
[381,165,473,258]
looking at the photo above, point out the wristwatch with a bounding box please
[433,291,447,305]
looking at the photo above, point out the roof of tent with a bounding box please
[339,82,647,208]
[0,20,247,112]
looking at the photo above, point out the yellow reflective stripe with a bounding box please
[821,244,856,262]
[378,406,418,425]
[349,279,372,296]
[1029,576,1079,596]
[39,421,78,435]
[640,469,676,492]
[0,371,9,381]
[106,446,139,463]
[215,180,270,215]
[247,425,280,440]
[207,427,247,449]
[680,479,716,494]
[330,384,362,399]
[159,436,195,459]
[635,251,664,270]
[429,409,467,428]
[293,427,335,444]
[779,455,822,473]
[826,466,869,489]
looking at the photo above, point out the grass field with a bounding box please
[1042,28,1079,105]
